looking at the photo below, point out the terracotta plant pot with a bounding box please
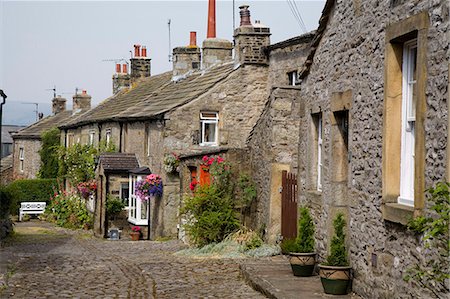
[289,252,316,276]
[319,264,352,295]
[130,231,140,241]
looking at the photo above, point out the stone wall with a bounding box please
[12,139,42,179]
[164,64,269,152]
[247,87,303,242]
[297,1,448,298]
[267,33,314,87]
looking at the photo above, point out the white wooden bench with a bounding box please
[19,202,46,221]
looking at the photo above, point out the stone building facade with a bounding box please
[246,33,313,243]
[294,0,448,298]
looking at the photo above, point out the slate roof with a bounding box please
[61,71,172,128]
[118,62,235,119]
[11,110,82,139]
[98,153,140,173]
[0,154,13,172]
[2,125,25,144]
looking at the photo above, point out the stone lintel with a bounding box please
[331,90,352,112]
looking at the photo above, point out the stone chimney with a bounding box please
[173,32,201,77]
[234,5,271,65]
[52,96,66,114]
[112,63,131,94]
[130,44,151,81]
[73,90,91,112]
[202,0,233,69]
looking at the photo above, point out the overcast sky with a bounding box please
[0,0,325,126]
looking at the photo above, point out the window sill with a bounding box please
[382,203,414,225]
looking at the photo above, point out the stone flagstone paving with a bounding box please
[0,221,265,298]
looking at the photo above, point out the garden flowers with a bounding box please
[135,174,163,200]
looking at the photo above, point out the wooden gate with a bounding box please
[281,170,298,239]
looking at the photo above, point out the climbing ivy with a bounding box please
[405,182,450,298]
[38,127,60,178]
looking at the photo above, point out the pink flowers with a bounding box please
[135,174,163,200]
[77,180,97,199]
[131,226,141,232]
[202,155,224,166]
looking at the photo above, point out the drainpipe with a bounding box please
[119,123,123,152]
[104,174,109,238]
[0,90,7,160]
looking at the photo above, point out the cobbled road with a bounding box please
[0,221,266,299]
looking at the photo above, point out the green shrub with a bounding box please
[0,186,13,219]
[6,179,59,215]
[280,238,300,254]
[405,182,449,297]
[44,191,92,229]
[181,184,240,247]
[38,127,60,178]
[296,206,315,253]
[106,196,125,218]
[325,213,349,266]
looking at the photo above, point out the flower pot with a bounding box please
[319,264,352,295]
[289,252,316,276]
[130,232,140,241]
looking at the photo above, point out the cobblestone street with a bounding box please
[0,221,265,298]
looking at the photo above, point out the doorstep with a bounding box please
[240,255,362,299]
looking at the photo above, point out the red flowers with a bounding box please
[131,226,141,232]
[189,180,198,191]
[202,155,224,166]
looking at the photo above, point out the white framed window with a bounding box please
[200,112,219,146]
[105,129,111,145]
[317,114,323,191]
[128,175,149,225]
[288,71,298,86]
[398,39,417,207]
[19,147,24,172]
[120,182,130,208]
[89,130,95,145]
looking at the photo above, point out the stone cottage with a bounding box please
[11,92,91,180]
[60,3,274,240]
[292,0,448,298]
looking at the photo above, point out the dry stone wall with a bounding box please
[298,0,448,298]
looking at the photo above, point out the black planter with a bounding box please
[319,264,352,295]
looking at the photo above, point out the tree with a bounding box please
[38,127,60,178]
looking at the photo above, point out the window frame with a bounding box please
[317,114,323,191]
[398,39,417,207]
[19,147,24,172]
[128,175,149,226]
[288,71,298,86]
[382,12,428,224]
[89,130,95,146]
[105,129,112,145]
[200,112,219,146]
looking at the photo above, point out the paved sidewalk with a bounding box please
[240,255,362,299]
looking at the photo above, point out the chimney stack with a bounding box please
[72,90,92,112]
[207,0,216,38]
[239,5,251,26]
[189,31,197,47]
[112,63,131,94]
[234,5,271,65]
[52,95,67,114]
[201,0,232,69]
[131,44,151,81]
[172,32,201,77]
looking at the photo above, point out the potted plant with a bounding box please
[135,174,163,200]
[319,212,352,295]
[130,226,141,241]
[281,206,316,277]
[163,153,180,174]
